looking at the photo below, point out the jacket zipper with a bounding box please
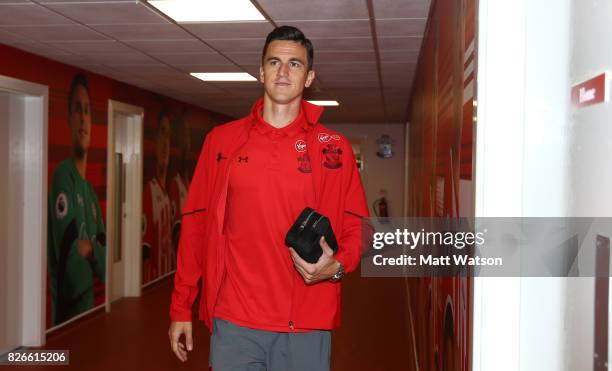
[290,213,324,331]
[288,271,296,332]
[289,128,319,333]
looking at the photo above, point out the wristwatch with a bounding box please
[329,262,345,283]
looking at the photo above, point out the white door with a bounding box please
[0,91,20,354]
[0,76,48,350]
[111,112,128,302]
[107,101,143,307]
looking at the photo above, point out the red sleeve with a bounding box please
[335,137,371,273]
[335,213,365,273]
[170,130,215,321]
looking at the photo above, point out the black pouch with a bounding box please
[285,207,338,264]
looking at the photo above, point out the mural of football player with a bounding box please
[47,73,106,326]
[169,108,191,253]
[142,109,173,284]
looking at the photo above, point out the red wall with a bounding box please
[406,0,476,370]
[0,44,231,216]
[0,43,233,330]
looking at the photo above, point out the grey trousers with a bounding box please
[210,318,331,371]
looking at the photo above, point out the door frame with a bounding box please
[0,75,48,347]
[106,100,144,311]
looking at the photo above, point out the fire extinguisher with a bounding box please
[373,196,389,218]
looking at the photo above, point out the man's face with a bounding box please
[69,85,92,158]
[156,116,171,171]
[260,40,315,105]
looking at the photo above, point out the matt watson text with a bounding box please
[372,254,503,266]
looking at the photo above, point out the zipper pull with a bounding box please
[312,215,324,229]
[299,210,316,230]
[288,320,295,331]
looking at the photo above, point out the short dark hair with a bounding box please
[68,73,89,114]
[262,25,314,70]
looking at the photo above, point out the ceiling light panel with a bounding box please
[149,0,265,22]
[190,72,257,82]
[307,100,340,106]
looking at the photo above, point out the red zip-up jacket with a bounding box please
[170,98,369,330]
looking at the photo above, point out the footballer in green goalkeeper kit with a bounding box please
[48,73,106,326]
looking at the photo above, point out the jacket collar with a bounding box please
[249,97,324,131]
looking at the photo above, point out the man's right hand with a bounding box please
[169,321,193,362]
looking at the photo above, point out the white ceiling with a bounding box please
[0,0,430,123]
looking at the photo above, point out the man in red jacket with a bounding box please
[168,25,369,370]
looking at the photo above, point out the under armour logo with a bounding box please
[217,152,227,162]
[238,156,249,163]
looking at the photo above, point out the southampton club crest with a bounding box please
[322,143,343,169]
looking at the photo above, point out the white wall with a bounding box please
[569,1,612,216]
[474,1,572,370]
[327,123,405,217]
[566,1,612,369]
[520,1,571,370]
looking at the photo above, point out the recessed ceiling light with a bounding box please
[190,72,258,82]
[149,0,265,23]
[307,100,340,106]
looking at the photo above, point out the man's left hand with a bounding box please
[289,236,340,285]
